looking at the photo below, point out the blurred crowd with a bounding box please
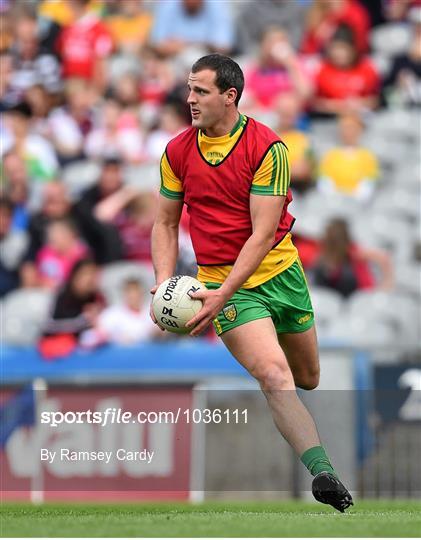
[0,0,420,356]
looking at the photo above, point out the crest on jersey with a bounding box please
[223,304,237,322]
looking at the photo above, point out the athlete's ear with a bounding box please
[225,87,238,106]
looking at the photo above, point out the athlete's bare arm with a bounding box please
[187,194,286,336]
[150,195,184,322]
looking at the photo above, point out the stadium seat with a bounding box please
[394,264,421,297]
[106,54,140,83]
[348,290,395,319]
[370,53,391,77]
[326,314,396,347]
[250,110,278,131]
[310,121,337,158]
[62,160,101,200]
[370,24,410,58]
[350,217,385,249]
[2,288,53,346]
[368,109,418,142]
[124,163,160,191]
[309,286,343,339]
[347,290,420,346]
[371,187,420,221]
[99,261,154,305]
[365,214,412,251]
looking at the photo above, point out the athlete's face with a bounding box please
[187,69,231,130]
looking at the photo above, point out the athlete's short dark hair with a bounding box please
[191,54,244,106]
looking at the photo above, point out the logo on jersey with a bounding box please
[297,314,312,324]
[223,304,237,322]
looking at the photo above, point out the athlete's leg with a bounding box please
[221,317,353,512]
[220,317,321,455]
[277,325,320,391]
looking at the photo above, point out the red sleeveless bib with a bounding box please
[166,117,295,265]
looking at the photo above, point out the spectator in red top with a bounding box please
[56,0,113,92]
[312,24,380,117]
[301,0,370,55]
[308,218,393,297]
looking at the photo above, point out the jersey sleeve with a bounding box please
[251,142,290,196]
[159,151,184,200]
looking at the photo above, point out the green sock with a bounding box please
[301,446,337,477]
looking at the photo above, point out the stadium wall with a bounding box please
[1,342,419,500]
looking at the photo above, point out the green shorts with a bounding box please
[207,259,314,336]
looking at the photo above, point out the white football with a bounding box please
[152,275,205,334]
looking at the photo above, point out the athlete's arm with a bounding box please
[150,150,184,323]
[150,195,183,322]
[151,194,183,285]
[187,194,286,336]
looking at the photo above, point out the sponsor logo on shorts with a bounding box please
[223,304,237,322]
[213,318,223,335]
[297,314,312,324]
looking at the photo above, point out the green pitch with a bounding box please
[1,500,420,537]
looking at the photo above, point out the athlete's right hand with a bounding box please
[150,284,165,330]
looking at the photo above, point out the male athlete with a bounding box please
[151,54,353,512]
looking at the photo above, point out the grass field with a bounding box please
[1,500,420,537]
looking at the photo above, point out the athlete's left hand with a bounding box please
[186,289,229,337]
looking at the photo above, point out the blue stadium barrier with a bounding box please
[1,341,250,384]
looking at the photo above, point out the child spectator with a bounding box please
[243,26,313,113]
[85,98,145,163]
[318,113,379,200]
[276,93,317,193]
[97,278,157,345]
[36,217,89,289]
[106,0,152,55]
[2,101,59,182]
[312,25,380,117]
[39,258,103,358]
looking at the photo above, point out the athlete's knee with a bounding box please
[288,345,320,390]
[294,365,320,391]
[251,361,293,392]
